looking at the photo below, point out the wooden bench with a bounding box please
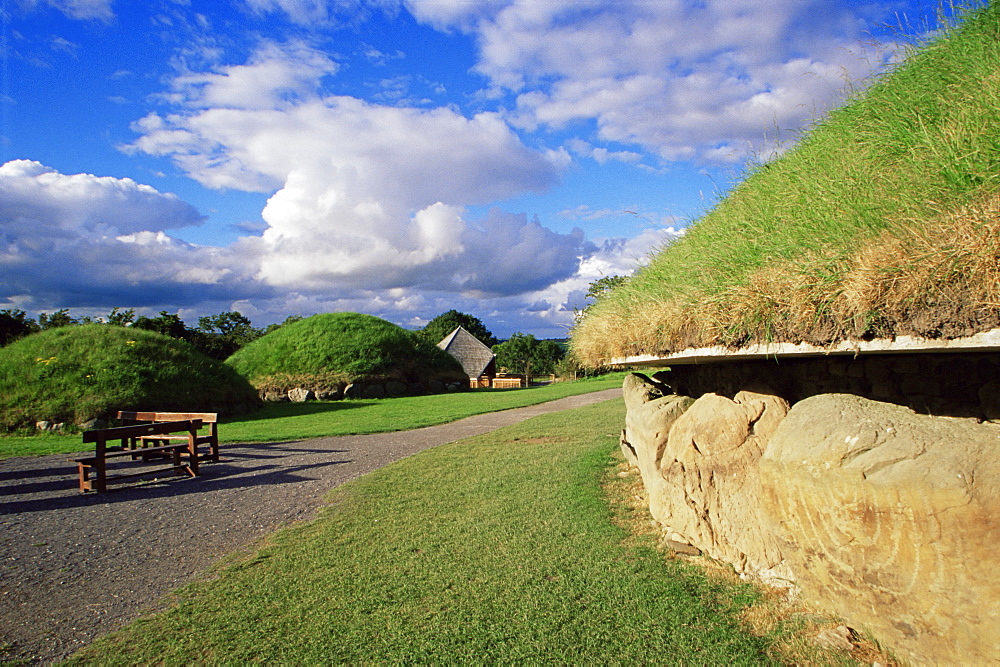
[117,411,220,463]
[73,420,202,493]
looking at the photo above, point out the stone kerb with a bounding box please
[621,372,1000,664]
[260,379,466,402]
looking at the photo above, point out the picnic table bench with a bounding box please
[73,419,202,493]
[116,411,220,463]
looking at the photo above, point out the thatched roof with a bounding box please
[437,326,496,378]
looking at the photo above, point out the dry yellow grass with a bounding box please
[573,199,1000,365]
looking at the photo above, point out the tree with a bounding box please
[492,332,537,378]
[194,311,263,360]
[419,310,497,347]
[0,309,39,346]
[132,311,190,339]
[586,274,628,301]
[530,339,566,374]
[575,274,629,323]
[263,314,304,335]
[104,307,136,327]
[37,309,77,330]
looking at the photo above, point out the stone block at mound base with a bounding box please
[621,374,694,520]
[761,393,1000,664]
[657,390,789,578]
[287,388,314,402]
[621,374,792,581]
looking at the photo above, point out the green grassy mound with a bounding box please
[226,312,466,393]
[573,3,1000,365]
[0,325,261,432]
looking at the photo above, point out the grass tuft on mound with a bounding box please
[572,2,1000,366]
[226,312,466,392]
[0,325,260,432]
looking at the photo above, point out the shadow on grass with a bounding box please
[0,440,352,514]
[227,400,371,423]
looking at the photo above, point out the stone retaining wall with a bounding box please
[260,379,467,402]
[620,353,1000,664]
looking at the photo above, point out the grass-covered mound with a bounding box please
[226,312,466,393]
[0,325,261,432]
[573,3,1000,366]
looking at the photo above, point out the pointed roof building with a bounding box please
[437,326,496,379]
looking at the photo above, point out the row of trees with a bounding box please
[0,307,301,360]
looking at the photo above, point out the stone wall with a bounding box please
[655,352,1000,420]
[620,361,1000,664]
[260,379,467,402]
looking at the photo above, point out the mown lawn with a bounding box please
[0,374,626,459]
[66,398,774,664]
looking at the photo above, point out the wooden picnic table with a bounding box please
[72,419,202,493]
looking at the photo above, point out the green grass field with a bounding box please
[0,374,626,459]
[65,398,777,664]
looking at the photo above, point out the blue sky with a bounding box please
[1,0,943,337]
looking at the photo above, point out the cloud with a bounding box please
[0,160,269,310]
[25,0,114,21]
[128,40,581,298]
[0,157,672,338]
[407,0,904,164]
[492,226,683,335]
[240,0,397,25]
[0,160,204,236]
[166,39,339,110]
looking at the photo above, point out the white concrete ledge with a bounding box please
[610,328,1000,367]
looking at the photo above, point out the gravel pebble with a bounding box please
[0,389,621,664]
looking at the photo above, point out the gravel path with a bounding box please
[0,388,622,664]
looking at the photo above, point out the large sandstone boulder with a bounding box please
[621,373,695,520]
[657,390,790,578]
[621,374,791,579]
[761,393,1000,664]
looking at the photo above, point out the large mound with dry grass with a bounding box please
[573,3,1000,366]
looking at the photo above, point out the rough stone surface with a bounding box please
[362,384,386,399]
[385,381,408,397]
[623,370,1000,662]
[761,393,1000,664]
[813,625,855,652]
[287,388,314,403]
[263,390,290,402]
[656,390,790,577]
[315,386,343,401]
[622,374,792,580]
[620,373,694,522]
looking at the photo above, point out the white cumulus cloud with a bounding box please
[0,160,267,310]
[407,0,903,163]
[128,40,584,297]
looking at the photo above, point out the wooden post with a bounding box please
[94,433,108,493]
[186,423,199,476]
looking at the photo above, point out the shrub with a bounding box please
[0,325,261,432]
[226,312,466,392]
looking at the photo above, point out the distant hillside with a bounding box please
[572,3,1000,366]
